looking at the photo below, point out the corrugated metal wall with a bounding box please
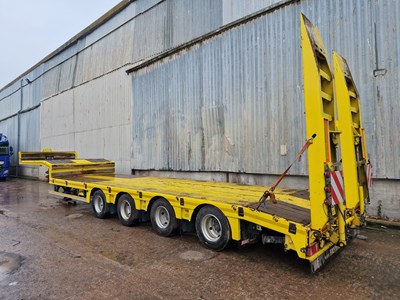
[131,0,400,179]
[300,0,400,179]
[0,80,41,169]
[0,0,399,180]
[132,15,306,174]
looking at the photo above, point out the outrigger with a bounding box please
[19,14,371,272]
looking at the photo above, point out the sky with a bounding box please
[0,0,122,89]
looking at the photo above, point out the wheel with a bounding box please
[117,194,139,226]
[91,190,109,219]
[150,198,179,237]
[195,205,231,251]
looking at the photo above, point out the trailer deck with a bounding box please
[57,173,311,224]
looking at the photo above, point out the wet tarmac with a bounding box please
[0,178,399,299]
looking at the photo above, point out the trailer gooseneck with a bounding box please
[19,15,371,272]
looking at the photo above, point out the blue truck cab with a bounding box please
[0,133,13,180]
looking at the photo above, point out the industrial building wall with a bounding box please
[130,0,400,218]
[0,0,399,218]
[40,71,132,174]
[131,19,306,175]
[0,80,41,176]
[0,0,230,175]
[131,0,400,180]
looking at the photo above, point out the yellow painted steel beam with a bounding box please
[333,53,360,210]
[19,151,77,168]
[301,14,336,231]
[333,52,370,218]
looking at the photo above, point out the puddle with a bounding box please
[0,210,18,218]
[100,250,137,267]
[179,250,217,261]
[65,213,83,220]
[39,203,58,210]
[0,252,23,281]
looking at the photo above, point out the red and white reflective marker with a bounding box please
[330,171,344,205]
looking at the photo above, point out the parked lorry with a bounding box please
[19,15,371,272]
[0,133,13,180]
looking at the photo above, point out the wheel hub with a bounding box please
[120,199,131,220]
[94,196,103,212]
[201,214,222,242]
[155,206,170,229]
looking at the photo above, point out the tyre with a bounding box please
[195,205,231,251]
[117,194,139,226]
[150,198,179,237]
[91,190,109,219]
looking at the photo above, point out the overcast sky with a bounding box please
[0,0,122,89]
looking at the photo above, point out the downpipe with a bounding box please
[13,79,24,178]
[17,79,23,176]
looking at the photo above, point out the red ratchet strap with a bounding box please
[256,134,316,209]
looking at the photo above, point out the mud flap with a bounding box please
[310,244,341,273]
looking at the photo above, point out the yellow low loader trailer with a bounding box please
[19,15,371,272]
